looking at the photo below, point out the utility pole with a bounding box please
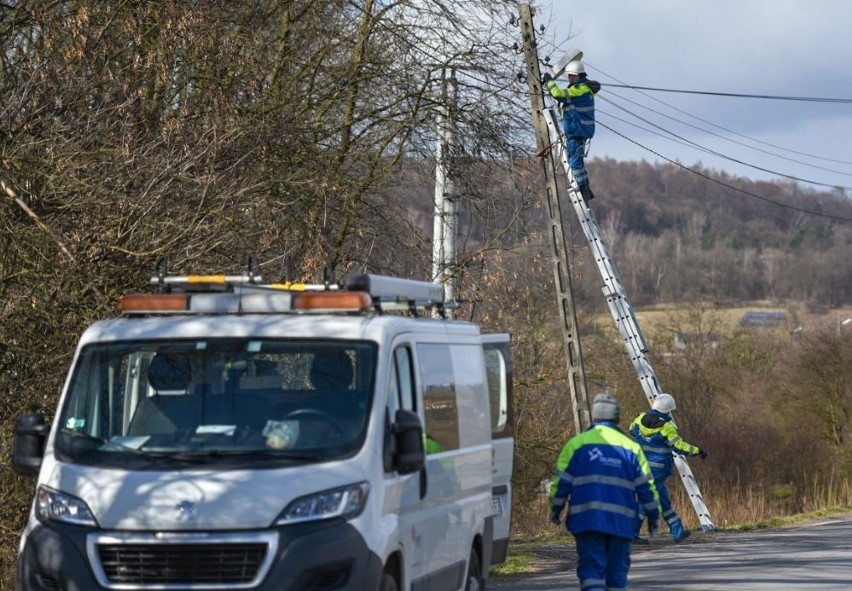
[517,3,591,433]
[519,5,716,531]
[432,69,460,318]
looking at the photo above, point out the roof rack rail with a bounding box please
[346,274,444,306]
[120,267,449,317]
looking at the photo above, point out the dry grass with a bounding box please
[510,472,852,542]
[677,472,852,532]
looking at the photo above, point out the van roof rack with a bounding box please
[119,270,450,317]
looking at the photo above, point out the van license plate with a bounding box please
[492,496,502,516]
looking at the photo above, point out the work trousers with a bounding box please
[637,475,688,540]
[565,136,589,187]
[575,531,631,591]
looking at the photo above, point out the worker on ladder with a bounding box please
[542,60,601,203]
[630,393,709,542]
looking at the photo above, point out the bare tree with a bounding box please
[0,1,532,579]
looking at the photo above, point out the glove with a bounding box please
[647,515,661,536]
[542,72,553,84]
[698,448,709,460]
[549,507,562,526]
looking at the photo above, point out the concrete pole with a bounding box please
[431,69,459,317]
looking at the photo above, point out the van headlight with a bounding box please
[275,482,369,525]
[36,485,98,527]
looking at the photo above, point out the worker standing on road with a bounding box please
[542,60,601,203]
[549,393,661,591]
[630,393,708,542]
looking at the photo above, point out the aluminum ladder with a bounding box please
[542,107,717,532]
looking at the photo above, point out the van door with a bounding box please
[417,340,491,590]
[482,333,514,564]
[383,342,427,589]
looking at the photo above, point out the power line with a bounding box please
[595,119,852,222]
[602,83,852,104]
[602,88,852,178]
[597,96,852,191]
[588,63,852,167]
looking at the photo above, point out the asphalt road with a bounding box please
[489,515,852,590]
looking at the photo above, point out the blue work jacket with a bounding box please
[630,410,701,480]
[547,74,598,139]
[550,422,660,540]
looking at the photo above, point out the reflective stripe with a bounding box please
[642,444,670,454]
[570,501,637,519]
[643,500,660,512]
[634,473,652,486]
[572,474,637,490]
[581,578,606,590]
[556,469,572,483]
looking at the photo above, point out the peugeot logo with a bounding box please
[176,500,197,522]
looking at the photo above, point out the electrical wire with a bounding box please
[544,86,852,219]
[595,119,852,222]
[597,95,852,191]
[588,63,852,167]
[602,88,852,178]
[526,56,852,219]
[334,12,852,221]
[602,83,852,104]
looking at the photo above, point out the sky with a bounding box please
[539,1,852,192]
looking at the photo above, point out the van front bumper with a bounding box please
[19,517,383,591]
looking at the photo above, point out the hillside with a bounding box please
[394,156,852,308]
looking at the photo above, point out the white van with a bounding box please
[12,270,513,591]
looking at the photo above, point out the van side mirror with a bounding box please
[13,412,49,477]
[393,409,425,475]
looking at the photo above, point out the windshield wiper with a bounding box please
[61,430,145,455]
[167,449,323,462]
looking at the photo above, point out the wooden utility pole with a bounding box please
[517,4,716,531]
[517,3,591,433]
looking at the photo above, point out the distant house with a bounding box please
[739,310,788,328]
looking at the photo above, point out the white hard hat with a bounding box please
[591,393,621,422]
[565,60,585,76]
[551,48,584,78]
[652,393,676,414]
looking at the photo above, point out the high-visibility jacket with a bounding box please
[630,410,701,480]
[547,74,598,139]
[550,422,660,540]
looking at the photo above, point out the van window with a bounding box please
[418,342,490,452]
[485,347,510,434]
[418,343,460,452]
[450,343,489,448]
[388,346,415,416]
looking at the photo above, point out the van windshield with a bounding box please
[54,339,376,468]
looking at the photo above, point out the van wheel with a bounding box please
[465,547,483,591]
[380,572,398,591]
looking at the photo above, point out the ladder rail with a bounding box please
[542,108,717,532]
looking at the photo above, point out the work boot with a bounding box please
[578,184,595,202]
[673,529,691,543]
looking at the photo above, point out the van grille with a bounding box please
[97,542,267,585]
